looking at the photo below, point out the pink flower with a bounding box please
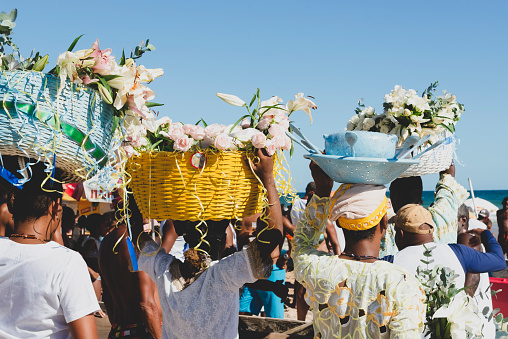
[240,118,251,129]
[182,124,195,135]
[167,124,184,141]
[126,85,155,119]
[90,39,115,75]
[274,112,290,130]
[173,135,194,152]
[272,135,286,149]
[265,140,277,156]
[189,125,205,140]
[268,124,285,137]
[204,124,223,138]
[122,145,139,158]
[251,132,267,149]
[282,135,292,150]
[214,134,231,150]
[81,75,99,85]
[256,118,270,130]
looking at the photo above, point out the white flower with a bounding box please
[232,128,260,143]
[136,65,164,83]
[286,93,317,123]
[433,292,482,339]
[363,106,375,117]
[259,96,284,119]
[56,51,81,93]
[216,93,246,107]
[362,118,376,130]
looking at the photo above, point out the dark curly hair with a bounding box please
[0,158,62,223]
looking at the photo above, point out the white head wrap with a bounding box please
[329,183,387,231]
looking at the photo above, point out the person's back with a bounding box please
[293,163,425,338]
[0,238,98,338]
[99,224,161,338]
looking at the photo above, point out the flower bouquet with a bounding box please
[345,82,464,177]
[125,90,316,222]
[416,246,482,338]
[0,9,163,184]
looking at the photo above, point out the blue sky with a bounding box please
[3,0,507,191]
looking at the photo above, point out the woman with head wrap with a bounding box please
[291,161,426,338]
[0,159,100,338]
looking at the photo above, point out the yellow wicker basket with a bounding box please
[127,150,266,221]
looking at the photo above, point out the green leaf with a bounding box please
[290,141,294,157]
[119,49,126,66]
[67,34,85,52]
[229,114,251,133]
[496,313,504,323]
[111,116,119,134]
[482,306,490,315]
[150,139,163,151]
[439,123,455,134]
[249,93,257,108]
[98,77,113,96]
[145,102,164,108]
[200,118,208,127]
[101,74,123,81]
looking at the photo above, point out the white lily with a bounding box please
[56,51,81,93]
[216,93,246,107]
[286,93,317,123]
[136,65,164,83]
[433,292,482,339]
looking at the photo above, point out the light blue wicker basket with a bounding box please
[0,71,115,183]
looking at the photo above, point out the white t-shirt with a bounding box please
[290,197,307,224]
[393,242,466,288]
[139,240,269,339]
[468,218,487,230]
[0,238,100,339]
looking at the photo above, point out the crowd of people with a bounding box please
[0,151,508,338]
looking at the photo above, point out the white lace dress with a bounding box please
[138,240,270,339]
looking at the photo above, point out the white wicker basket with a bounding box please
[399,131,455,177]
[0,71,115,183]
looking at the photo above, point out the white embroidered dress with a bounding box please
[292,195,426,338]
[138,240,270,339]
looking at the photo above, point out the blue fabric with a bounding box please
[448,230,506,274]
[239,264,286,318]
[383,254,394,263]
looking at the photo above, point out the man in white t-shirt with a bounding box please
[137,149,283,339]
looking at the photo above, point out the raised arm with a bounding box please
[250,148,283,264]
[292,161,334,274]
[449,229,506,273]
[429,164,469,243]
[137,271,162,339]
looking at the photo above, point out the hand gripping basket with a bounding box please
[127,151,266,221]
[0,71,115,183]
[399,131,455,177]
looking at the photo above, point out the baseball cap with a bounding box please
[394,204,435,234]
[478,209,489,218]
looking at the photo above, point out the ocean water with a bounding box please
[281,190,508,209]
